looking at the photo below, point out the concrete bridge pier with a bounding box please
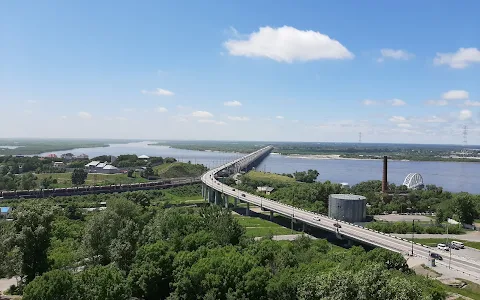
[209,187,215,204]
[215,191,221,205]
[224,194,229,208]
[269,211,273,221]
[246,202,250,216]
[234,198,238,208]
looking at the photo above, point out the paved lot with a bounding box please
[374,214,433,222]
[0,278,16,293]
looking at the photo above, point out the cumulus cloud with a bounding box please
[141,88,174,96]
[425,100,448,106]
[442,90,469,100]
[156,107,168,113]
[434,47,480,69]
[465,100,480,107]
[387,99,406,106]
[378,49,415,62]
[198,119,226,125]
[224,100,242,107]
[458,109,473,121]
[276,116,284,119]
[227,116,249,121]
[191,111,213,118]
[397,123,412,128]
[78,111,92,119]
[424,116,448,123]
[388,116,407,123]
[224,26,354,63]
[362,99,377,106]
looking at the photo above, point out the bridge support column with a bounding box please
[246,202,250,216]
[215,191,221,205]
[224,194,229,208]
[209,188,214,204]
[346,239,354,247]
[234,198,238,208]
[269,211,273,221]
[302,223,306,232]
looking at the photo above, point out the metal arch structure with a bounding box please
[403,173,424,189]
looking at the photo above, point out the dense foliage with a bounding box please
[0,190,449,299]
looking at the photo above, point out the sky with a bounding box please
[1,0,479,144]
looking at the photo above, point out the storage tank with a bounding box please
[328,194,367,223]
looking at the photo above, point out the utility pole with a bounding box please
[447,224,451,269]
[411,219,415,256]
[359,132,362,144]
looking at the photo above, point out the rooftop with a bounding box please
[138,155,150,159]
[1,207,11,213]
[85,161,100,167]
[330,194,366,201]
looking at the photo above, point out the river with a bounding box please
[43,141,480,194]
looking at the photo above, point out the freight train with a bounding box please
[0,177,201,199]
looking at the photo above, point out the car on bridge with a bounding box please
[333,223,341,228]
[312,216,321,221]
[437,244,449,251]
[430,252,443,260]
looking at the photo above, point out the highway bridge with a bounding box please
[201,146,480,279]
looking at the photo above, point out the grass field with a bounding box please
[407,238,480,250]
[35,172,148,188]
[235,215,297,237]
[154,162,206,178]
[439,279,480,300]
[243,171,295,184]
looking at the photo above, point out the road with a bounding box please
[202,146,480,279]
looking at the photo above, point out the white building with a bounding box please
[102,165,119,174]
[138,155,150,159]
[257,186,275,195]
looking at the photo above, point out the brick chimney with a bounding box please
[382,156,388,193]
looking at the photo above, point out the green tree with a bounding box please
[71,169,88,185]
[23,270,77,300]
[452,193,478,224]
[13,205,54,283]
[76,265,130,300]
[128,241,175,300]
[143,166,154,178]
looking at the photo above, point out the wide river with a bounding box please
[43,141,480,194]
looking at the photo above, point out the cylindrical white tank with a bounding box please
[328,194,366,222]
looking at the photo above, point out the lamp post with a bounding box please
[411,219,415,256]
[446,224,451,269]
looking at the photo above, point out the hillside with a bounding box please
[154,162,207,178]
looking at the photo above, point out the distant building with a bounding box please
[84,160,120,174]
[46,153,57,158]
[76,154,89,160]
[257,186,274,195]
[102,165,119,174]
[110,155,117,163]
[328,194,367,223]
[138,155,150,159]
[61,153,75,161]
[53,161,64,168]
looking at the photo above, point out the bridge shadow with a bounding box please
[231,206,374,250]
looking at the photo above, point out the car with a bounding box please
[448,243,460,250]
[437,243,449,251]
[232,189,235,191]
[451,241,465,249]
[333,223,341,228]
[313,216,321,221]
[241,193,246,197]
[430,252,443,260]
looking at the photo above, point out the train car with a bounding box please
[2,190,17,199]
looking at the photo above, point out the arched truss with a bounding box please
[403,173,424,189]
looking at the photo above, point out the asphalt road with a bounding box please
[202,146,480,279]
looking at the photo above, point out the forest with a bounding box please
[0,188,449,300]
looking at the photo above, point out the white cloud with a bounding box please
[141,88,174,96]
[362,99,377,106]
[198,119,226,125]
[276,116,284,119]
[156,107,168,113]
[378,49,415,62]
[292,120,299,123]
[224,100,242,107]
[465,100,480,107]
[442,90,469,100]
[227,116,249,121]
[388,116,407,123]
[424,116,448,123]
[425,100,448,106]
[224,26,354,63]
[78,111,92,119]
[26,100,37,104]
[387,98,406,106]
[458,109,473,121]
[397,123,412,128]
[60,116,67,120]
[191,111,213,118]
[434,48,480,69]
[171,115,188,123]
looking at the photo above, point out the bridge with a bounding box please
[201,146,480,279]
[403,173,424,189]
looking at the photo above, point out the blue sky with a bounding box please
[1,0,479,143]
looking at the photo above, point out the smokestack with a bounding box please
[382,156,388,193]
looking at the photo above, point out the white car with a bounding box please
[437,243,449,251]
[313,216,321,221]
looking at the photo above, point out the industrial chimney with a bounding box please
[382,156,388,193]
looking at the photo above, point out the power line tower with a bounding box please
[359,132,362,144]
[462,125,468,157]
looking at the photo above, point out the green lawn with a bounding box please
[243,171,295,184]
[154,162,206,178]
[439,279,480,300]
[408,238,480,250]
[235,215,298,237]
[36,172,148,188]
